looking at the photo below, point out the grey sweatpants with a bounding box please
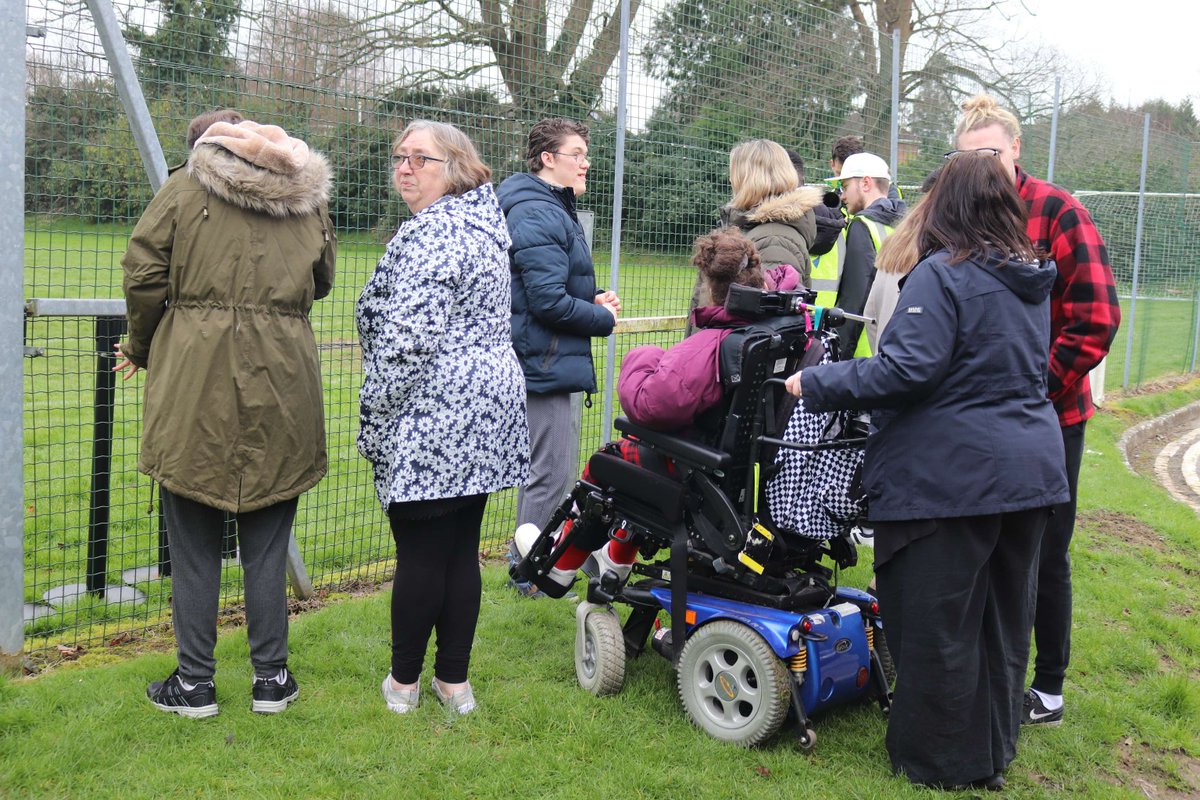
[160,487,298,682]
[516,391,583,531]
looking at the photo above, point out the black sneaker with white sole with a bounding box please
[147,670,218,718]
[252,667,299,714]
[1021,688,1064,726]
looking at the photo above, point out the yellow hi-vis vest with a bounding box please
[849,216,896,358]
[810,232,845,308]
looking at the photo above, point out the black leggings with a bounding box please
[388,495,488,684]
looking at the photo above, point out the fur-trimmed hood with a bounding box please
[742,185,824,225]
[187,144,332,218]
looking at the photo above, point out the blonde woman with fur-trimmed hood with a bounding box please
[720,139,823,285]
[116,115,336,718]
[686,139,822,335]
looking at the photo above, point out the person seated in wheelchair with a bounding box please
[511,228,802,598]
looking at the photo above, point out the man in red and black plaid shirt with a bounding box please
[955,95,1121,728]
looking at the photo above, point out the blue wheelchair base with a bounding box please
[591,568,891,749]
[645,585,885,719]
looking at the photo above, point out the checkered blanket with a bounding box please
[765,336,867,540]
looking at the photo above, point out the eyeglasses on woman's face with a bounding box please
[547,150,589,166]
[391,153,446,170]
[942,147,1001,160]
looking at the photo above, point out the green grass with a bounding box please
[2,382,1198,798]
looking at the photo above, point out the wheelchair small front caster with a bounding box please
[797,727,817,750]
[575,603,625,696]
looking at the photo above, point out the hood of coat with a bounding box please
[423,182,512,250]
[742,185,824,225]
[979,255,1058,304]
[692,304,755,329]
[187,143,331,218]
[856,196,907,227]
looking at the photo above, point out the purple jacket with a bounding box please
[617,265,798,432]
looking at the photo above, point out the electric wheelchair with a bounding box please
[510,286,892,749]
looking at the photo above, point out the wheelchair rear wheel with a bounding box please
[676,620,791,747]
[575,606,626,696]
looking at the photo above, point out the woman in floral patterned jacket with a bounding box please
[357,121,530,717]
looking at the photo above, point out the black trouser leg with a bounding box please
[986,509,1048,770]
[389,496,488,685]
[1032,421,1086,696]
[874,511,1046,787]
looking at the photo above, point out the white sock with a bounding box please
[1032,688,1063,710]
[178,678,211,691]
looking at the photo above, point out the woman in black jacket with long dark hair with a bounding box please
[786,150,1069,791]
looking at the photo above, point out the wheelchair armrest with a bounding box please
[614,416,732,471]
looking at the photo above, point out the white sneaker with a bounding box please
[512,522,577,594]
[381,674,419,714]
[542,564,579,591]
[582,541,633,583]
[431,678,476,715]
[848,526,875,548]
[513,523,543,558]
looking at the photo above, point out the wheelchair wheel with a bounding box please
[676,620,791,747]
[575,607,626,696]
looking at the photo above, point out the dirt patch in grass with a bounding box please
[1109,739,1200,800]
[1026,770,1068,792]
[1079,510,1167,552]
[1153,643,1180,671]
[1110,374,1200,399]
[21,577,389,676]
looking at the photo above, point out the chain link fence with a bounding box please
[16,0,1200,653]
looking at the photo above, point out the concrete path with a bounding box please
[1120,399,1200,513]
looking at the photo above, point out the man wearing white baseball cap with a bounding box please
[831,152,906,358]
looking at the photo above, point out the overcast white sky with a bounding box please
[1015,0,1200,108]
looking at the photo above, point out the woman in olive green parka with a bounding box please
[117,117,335,717]
[120,124,335,512]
